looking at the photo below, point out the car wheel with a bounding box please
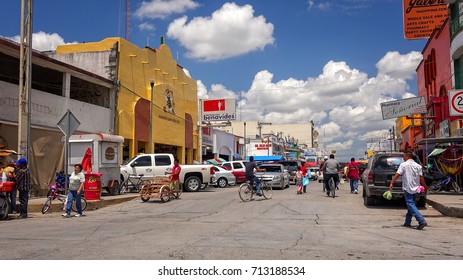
[217,177,228,188]
[184,176,201,192]
[364,192,375,206]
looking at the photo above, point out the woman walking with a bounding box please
[62,164,85,218]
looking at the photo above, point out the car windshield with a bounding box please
[374,156,403,171]
[261,166,281,172]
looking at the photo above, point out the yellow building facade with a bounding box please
[56,38,199,163]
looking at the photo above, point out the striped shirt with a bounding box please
[15,166,31,191]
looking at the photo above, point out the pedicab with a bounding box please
[139,175,182,202]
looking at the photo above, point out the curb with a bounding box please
[28,194,139,213]
[426,198,463,218]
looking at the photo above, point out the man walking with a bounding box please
[389,151,428,230]
[347,158,360,194]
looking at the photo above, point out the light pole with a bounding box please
[149,80,154,153]
[257,122,272,139]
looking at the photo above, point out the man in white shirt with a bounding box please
[389,151,429,230]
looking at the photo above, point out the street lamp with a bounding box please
[149,80,154,153]
[257,122,272,138]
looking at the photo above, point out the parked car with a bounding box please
[308,167,319,181]
[361,152,427,207]
[221,160,248,183]
[278,160,302,184]
[257,163,290,190]
[210,165,236,188]
[120,154,215,192]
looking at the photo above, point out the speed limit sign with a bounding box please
[450,90,463,116]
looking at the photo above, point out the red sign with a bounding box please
[203,99,226,112]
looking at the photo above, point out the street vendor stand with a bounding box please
[66,134,124,197]
[0,181,14,220]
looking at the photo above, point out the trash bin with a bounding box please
[84,173,102,201]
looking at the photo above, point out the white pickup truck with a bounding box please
[120,154,215,192]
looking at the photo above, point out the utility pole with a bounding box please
[18,0,33,161]
[149,80,154,153]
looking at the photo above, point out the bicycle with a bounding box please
[326,176,338,198]
[429,176,460,193]
[41,183,88,214]
[120,174,149,194]
[239,174,273,202]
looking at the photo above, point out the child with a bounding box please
[294,166,304,194]
[302,168,310,193]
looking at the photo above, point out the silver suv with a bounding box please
[361,152,427,207]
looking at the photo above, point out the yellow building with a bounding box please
[55,38,199,163]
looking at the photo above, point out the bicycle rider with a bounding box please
[320,154,341,196]
[245,156,266,196]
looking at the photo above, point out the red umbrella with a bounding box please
[81,147,92,174]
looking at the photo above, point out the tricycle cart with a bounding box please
[0,181,14,220]
[139,175,182,202]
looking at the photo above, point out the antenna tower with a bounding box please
[125,0,130,41]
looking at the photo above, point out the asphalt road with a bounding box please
[1,181,463,260]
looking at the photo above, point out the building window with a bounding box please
[455,57,463,88]
[450,3,463,37]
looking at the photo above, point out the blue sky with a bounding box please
[0,0,428,161]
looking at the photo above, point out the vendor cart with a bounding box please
[0,181,14,220]
[66,134,124,196]
[139,175,182,202]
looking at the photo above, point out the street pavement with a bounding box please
[11,188,463,219]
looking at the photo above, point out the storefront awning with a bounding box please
[427,148,445,158]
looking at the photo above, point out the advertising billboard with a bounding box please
[403,0,448,40]
[380,96,427,120]
[201,98,236,121]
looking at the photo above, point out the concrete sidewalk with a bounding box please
[26,193,140,214]
[18,191,463,219]
[426,193,463,218]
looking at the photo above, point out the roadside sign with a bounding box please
[57,110,80,136]
[449,90,463,116]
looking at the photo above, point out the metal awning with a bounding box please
[416,137,463,146]
[427,148,445,158]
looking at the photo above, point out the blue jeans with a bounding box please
[18,189,29,217]
[404,191,425,225]
[66,190,82,215]
[324,173,339,192]
[349,178,359,192]
[248,175,262,194]
[9,186,17,212]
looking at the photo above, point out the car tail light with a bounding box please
[367,171,374,181]
[210,166,215,174]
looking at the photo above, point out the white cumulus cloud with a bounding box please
[200,51,419,160]
[135,0,200,19]
[8,31,75,51]
[166,2,275,61]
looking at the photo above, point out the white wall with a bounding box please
[0,81,112,133]
[214,129,235,160]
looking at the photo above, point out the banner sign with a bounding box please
[381,96,427,120]
[403,0,448,40]
[202,98,236,121]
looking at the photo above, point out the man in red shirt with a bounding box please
[347,157,360,194]
[168,158,182,192]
